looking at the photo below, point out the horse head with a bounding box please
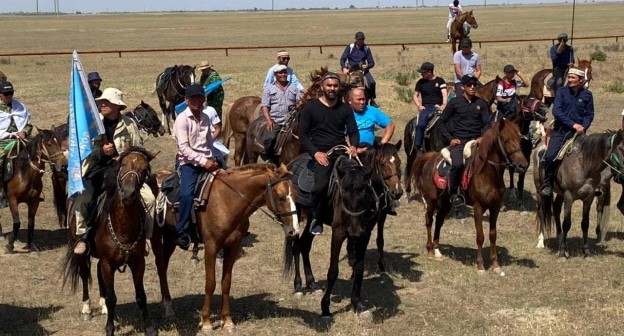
[577,58,593,88]
[176,64,196,90]
[335,158,374,237]
[126,101,166,137]
[462,10,478,28]
[368,140,403,202]
[34,127,67,172]
[608,129,624,183]
[265,164,301,239]
[496,119,528,173]
[519,96,548,123]
[116,148,153,204]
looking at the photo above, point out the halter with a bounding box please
[266,176,298,220]
[37,137,66,171]
[116,151,149,189]
[487,136,523,169]
[127,108,160,135]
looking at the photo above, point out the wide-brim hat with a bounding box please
[96,88,127,109]
[197,60,213,71]
[87,72,102,82]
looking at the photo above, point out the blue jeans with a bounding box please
[175,164,204,236]
[415,104,437,148]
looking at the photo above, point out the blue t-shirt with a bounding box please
[352,105,391,146]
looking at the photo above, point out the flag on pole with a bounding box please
[174,77,232,115]
[67,51,105,199]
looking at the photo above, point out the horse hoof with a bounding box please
[584,256,594,261]
[81,313,92,321]
[477,269,486,276]
[493,267,506,277]
[293,292,304,300]
[311,289,324,296]
[224,324,236,334]
[191,258,199,267]
[200,327,214,335]
[357,309,373,321]
[4,246,14,254]
[557,256,567,262]
[145,326,158,336]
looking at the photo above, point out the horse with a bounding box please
[150,163,300,333]
[532,130,624,259]
[222,96,261,166]
[450,10,478,54]
[475,76,502,107]
[2,128,67,253]
[155,65,196,134]
[410,119,528,274]
[529,58,593,107]
[61,148,156,336]
[284,141,403,298]
[124,101,166,137]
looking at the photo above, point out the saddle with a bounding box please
[288,153,315,207]
[543,73,556,98]
[424,110,444,137]
[555,137,577,161]
[435,140,478,191]
[157,66,178,94]
[159,169,219,211]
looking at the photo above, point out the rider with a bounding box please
[438,75,491,208]
[347,87,394,149]
[413,62,448,152]
[446,0,463,43]
[197,60,225,121]
[73,88,156,255]
[539,68,593,197]
[263,50,305,93]
[87,72,103,99]
[453,38,481,97]
[260,64,301,163]
[549,32,575,91]
[495,64,528,120]
[340,32,378,107]
[173,84,219,249]
[0,81,32,208]
[299,72,359,235]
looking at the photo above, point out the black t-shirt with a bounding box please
[299,99,359,155]
[415,77,447,105]
[438,95,491,144]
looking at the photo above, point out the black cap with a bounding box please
[87,72,102,82]
[460,38,472,47]
[355,32,366,40]
[184,84,205,97]
[460,75,478,86]
[417,62,434,73]
[503,64,517,73]
[558,32,568,41]
[0,81,14,93]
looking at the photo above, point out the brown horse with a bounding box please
[3,128,67,253]
[529,59,593,107]
[62,148,156,336]
[411,119,527,274]
[475,76,502,107]
[155,65,196,134]
[222,96,261,166]
[150,163,300,333]
[450,10,478,53]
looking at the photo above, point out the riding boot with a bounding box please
[540,163,556,197]
[309,200,324,235]
[73,212,90,255]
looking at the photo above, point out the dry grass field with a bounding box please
[1,4,624,335]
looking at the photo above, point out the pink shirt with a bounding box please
[174,107,214,167]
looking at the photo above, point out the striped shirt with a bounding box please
[261,82,301,125]
[174,107,215,167]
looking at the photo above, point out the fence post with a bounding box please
[118,51,122,58]
[319,46,323,54]
[225,48,229,56]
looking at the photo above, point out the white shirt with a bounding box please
[448,4,462,19]
[0,100,30,139]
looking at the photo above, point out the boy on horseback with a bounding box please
[438,75,491,208]
[299,73,359,235]
[173,84,219,249]
[549,32,575,91]
[340,32,378,107]
[0,81,32,208]
[73,88,156,255]
[495,64,528,120]
[540,68,593,197]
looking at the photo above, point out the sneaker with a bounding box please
[446,38,451,43]
[73,241,87,255]
[175,234,191,250]
[540,185,552,197]
[309,219,323,235]
[450,194,464,208]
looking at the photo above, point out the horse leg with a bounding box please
[233,133,246,166]
[200,244,218,333]
[433,203,451,258]
[558,198,573,259]
[507,166,515,191]
[292,236,304,296]
[488,206,505,276]
[100,261,117,336]
[351,233,373,316]
[581,199,593,258]
[129,257,156,336]
[300,230,320,293]
[5,198,20,254]
[404,154,415,199]
[553,195,564,237]
[26,200,40,252]
[376,214,387,275]
[473,203,487,274]
[152,226,177,318]
[80,256,93,321]
[596,181,611,244]
[320,228,347,318]
[517,170,527,210]
[191,242,200,266]
[425,200,436,258]
[218,239,242,333]
[97,261,108,315]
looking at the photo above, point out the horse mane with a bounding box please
[309,66,329,82]
[365,142,401,178]
[227,163,275,173]
[578,132,612,167]
[472,120,507,175]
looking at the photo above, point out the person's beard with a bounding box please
[323,91,337,101]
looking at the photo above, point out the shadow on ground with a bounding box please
[0,303,63,335]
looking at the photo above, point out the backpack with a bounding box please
[349,43,369,55]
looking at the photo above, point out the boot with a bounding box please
[73,236,88,255]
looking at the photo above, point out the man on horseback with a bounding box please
[413,62,448,152]
[348,87,394,149]
[438,75,491,208]
[453,38,481,96]
[340,32,378,107]
[446,0,463,42]
[173,84,219,249]
[0,81,32,208]
[73,88,156,255]
[299,72,359,235]
[87,72,103,99]
[197,60,225,120]
[495,64,528,120]
[259,64,301,164]
[263,50,304,93]
[549,32,575,91]
[540,68,593,197]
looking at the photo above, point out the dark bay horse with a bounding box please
[450,10,478,53]
[222,96,261,166]
[285,142,403,298]
[156,65,196,134]
[3,128,67,253]
[124,101,165,137]
[411,119,528,274]
[150,164,300,332]
[61,148,156,336]
[532,130,624,259]
[529,59,593,107]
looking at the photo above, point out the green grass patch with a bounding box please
[590,50,607,62]
[605,80,624,93]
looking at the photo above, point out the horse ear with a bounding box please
[277,163,293,177]
[395,140,402,151]
[498,118,506,130]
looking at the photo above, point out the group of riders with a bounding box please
[0,27,595,253]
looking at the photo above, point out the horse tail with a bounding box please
[60,243,91,293]
[50,171,68,228]
[282,237,294,279]
[222,102,234,149]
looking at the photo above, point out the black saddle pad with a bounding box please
[425,111,443,134]
[160,170,210,206]
[288,154,314,207]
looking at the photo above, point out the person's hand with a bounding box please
[203,158,218,171]
[102,143,115,156]
[361,64,368,71]
[437,104,446,111]
[417,105,425,112]
[356,147,368,154]
[314,152,329,166]
[265,120,275,132]
[450,139,461,146]
[15,131,26,140]
[347,145,358,156]
[342,68,350,75]
[573,124,585,134]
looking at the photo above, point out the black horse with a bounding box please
[124,101,165,137]
[155,65,196,134]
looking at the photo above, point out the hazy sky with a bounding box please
[2,0,621,13]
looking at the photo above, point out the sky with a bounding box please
[2,0,622,13]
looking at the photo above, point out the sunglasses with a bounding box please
[1,91,14,96]
[463,84,477,88]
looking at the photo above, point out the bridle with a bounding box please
[487,136,524,169]
[604,132,624,183]
[116,152,149,190]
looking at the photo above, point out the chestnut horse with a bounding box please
[450,10,478,53]
[61,148,156,336]
[222,95,261,166]
[155,65,196,134]
[2,128,67,253]
[529,58,593,107]
[150,163,300,333]
[410,119,527,274]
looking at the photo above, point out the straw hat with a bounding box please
[197,61,213,71]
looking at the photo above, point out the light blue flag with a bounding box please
[67,51,105,199]
[174,77,231,115]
